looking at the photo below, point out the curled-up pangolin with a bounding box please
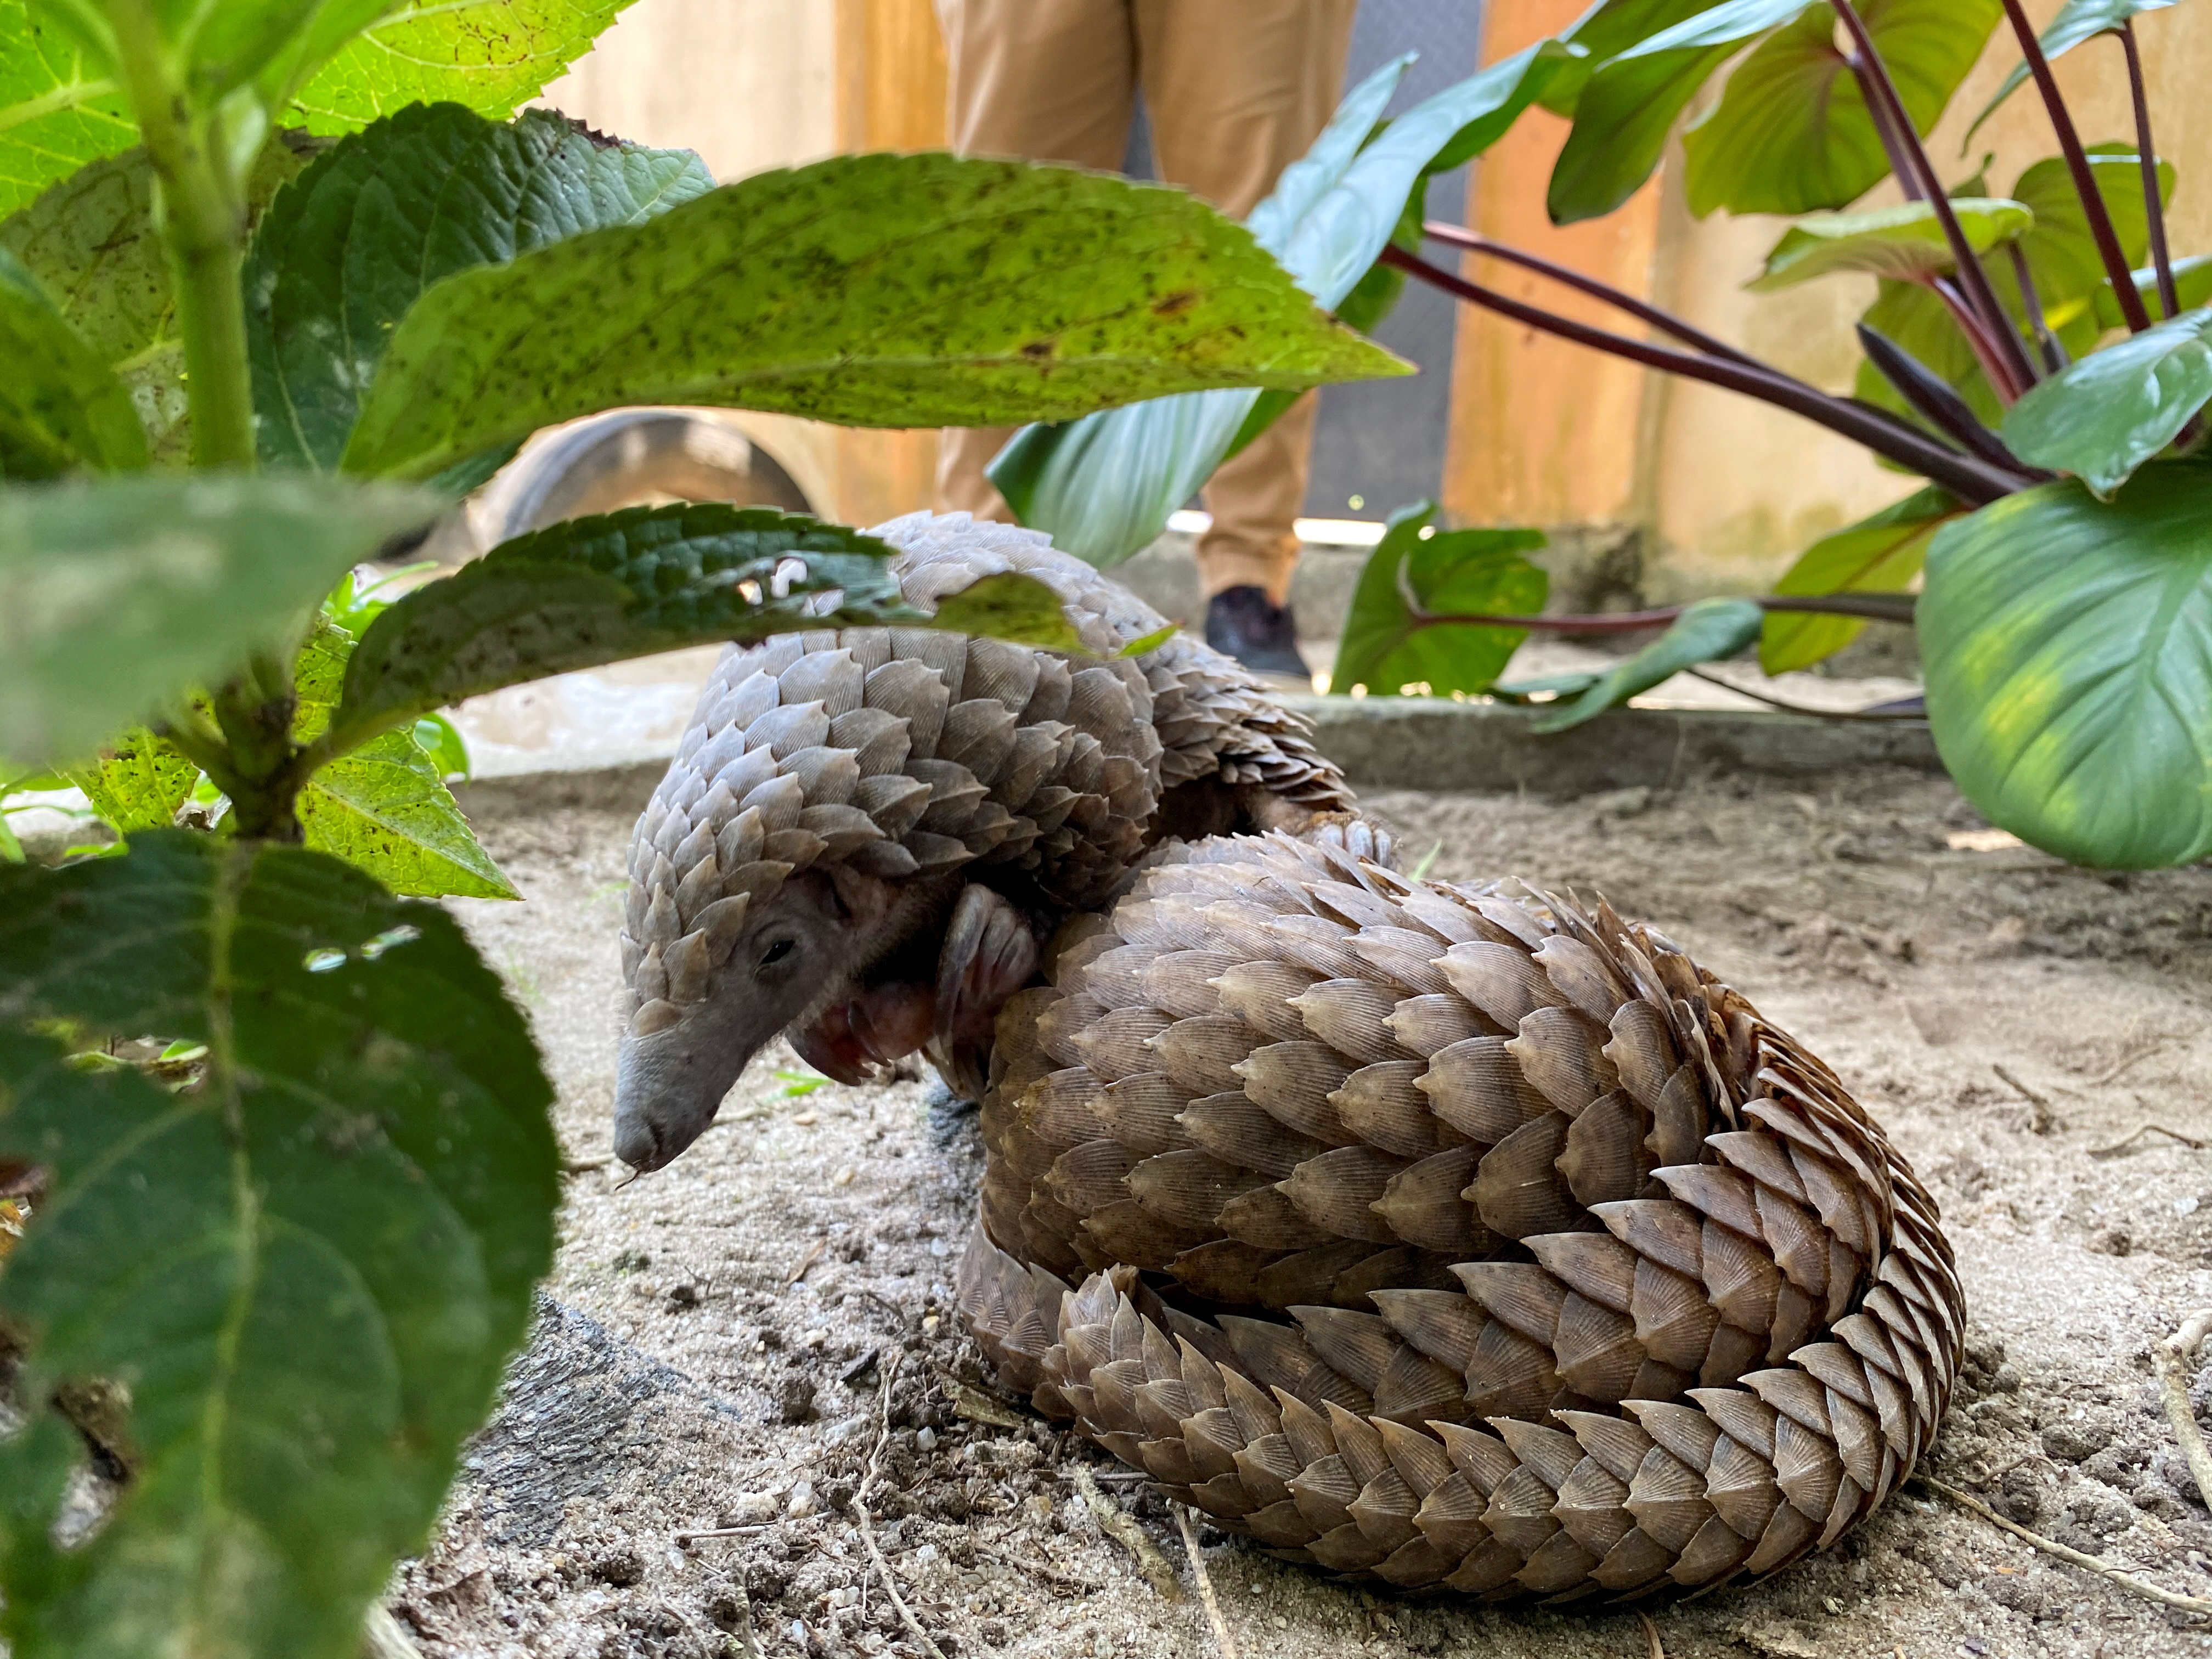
[613,512,1381,1171]
[956,831,1961,1599]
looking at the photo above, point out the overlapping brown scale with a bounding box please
[955,830,1960,1601]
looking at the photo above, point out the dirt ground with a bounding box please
[393,763,2212,1659]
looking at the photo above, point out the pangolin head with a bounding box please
[611,512,1161,1173]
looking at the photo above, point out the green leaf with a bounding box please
[0,832,558,1657]
[0,0,136,219]
[924,571,1086,657]
[1533,597,1764,731]
[0,246,145,475]
[247,103,712,470]
[412,713,470,780]
[27,0,392,123]
[992,44,1567,567]
[1548,0,1808,225]
[1920,461,2212,867]
[1683,0,2002,218]
[1331,502,1549,697]
[329,504,923,752]
[1,140,321,466]
[0,473,438,766]
[289,0,635,135]
[341,153,1402,482]
[2002,307,2212,494]
[1759,486,1959,673]
[1542,0,1723,115]
[1118,624,1180,659]
[1750,197,2030,292]
[2008,146,2171,322]
[2097,255,2212,329]
[61,724,198,831]
[1965,0,2179,146]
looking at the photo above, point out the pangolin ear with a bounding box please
[825,862,891,922]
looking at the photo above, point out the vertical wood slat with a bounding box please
[832,0,950,526]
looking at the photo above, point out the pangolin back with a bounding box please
[956,832,1961,1599]
[622,512,1359,1032]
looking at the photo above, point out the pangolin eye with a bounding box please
[759,938,797,969]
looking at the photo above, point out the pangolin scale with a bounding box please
[955,831,1961,1600]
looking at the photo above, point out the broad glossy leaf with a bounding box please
[2,141,319,465]
[1540,0,1720,115]
[926,571,1087,658]
[0,474,437,765]
[1750,198,2029,292]
[63,725,198,831]
[1331,503,1548,696]
[0,832,558,1658]
[1533,598,1764,731]
[1921,462,2212,866]
[1683,0,2002,218]
[0,0,134,218]
[330,504,940,752]
[0,247,144,475]
[248,103,711,470]
[2098,255,2212,329]
[2003,307,2212,493]
[994,45,1566,566]
[342,153,1401,481]
[1548,0,1807,225]
[290,0,634,134]
[1966,0,2178,145]
[1759,486,1958,673]
[2008,147,2170,322]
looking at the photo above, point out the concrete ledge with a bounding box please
[1279,695,1943,797]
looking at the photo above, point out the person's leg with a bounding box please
[933,0,1137,519]
[1137,0,1355,673]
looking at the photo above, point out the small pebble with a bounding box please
[2179,1196,2201,1216]
[793,1111,819,1126]
[923,1314,940,1334]
[802,1327,829,1348]
[917,1427,938,1452]
[787,1479,818,1519]
[833,1165,856,1186]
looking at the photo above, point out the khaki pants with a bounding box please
[932,0,1356,605]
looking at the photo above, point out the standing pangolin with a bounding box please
[612,512,1379,1172]
[956,831,1961,1598]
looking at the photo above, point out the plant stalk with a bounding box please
[1397,593,1917,638]
[1931,275,2029,403]
[2000,0,2155,333]
[2005,243,2067,373]
[1381,245,2031,504]
[2120,23,2179,320]
[1830,0,2040,394]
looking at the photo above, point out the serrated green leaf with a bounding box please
[61,725,198,831]
[992,44,1565,567]
[341,153,1403,482]
[2098,255,2212,329]
[1683,0,2002,218]
[924,571,1085,657]
[0,246,144,475]
[2002,306,2212,494]
[1965,0,2179,147]
[247,103,712,470]
[1921,461,2212,867]
[0,832,558,1658]
[328,505,926,752]
[1759,486,1959,673]
[0,474,438,766]
[1,140,320,466]
[0,0,136,219]
[1750,198,2030,292]
[289,0,635,135]
[1533,597,1765,731]
[1548,0,1808,225]
[1332,502,1549,697]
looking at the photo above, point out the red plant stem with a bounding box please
[1831,0,2040,393]
[1381,245,2031,505]
[1400,593,1916,637]
[2005,242,2067,372]
[1420,222,1765,368]
[2000,0,2155,332]
[2120,23,2179,320]
[1931,275,2028,402]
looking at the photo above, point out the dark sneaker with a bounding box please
[1204,584,1312,686]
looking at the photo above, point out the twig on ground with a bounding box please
[1992,1064,2058,1134]
[361,1608,425,1659]
[850,1352,951,1659]
[1074,1465,1183,1602]
[1637,1610,1666,1659]
[673,1522,778,1545]
[723,1588,763,1659]
[2089,1123,2207,1160]
[785,1239,826,1288]
[2156,1310,2212,1514]
[1175,1503,1240,1659]
[2090,1036,2180,1087]
[936,1371,1030,1430]
[1911,1474,2212,1616]
[974,1541,1088,1593]
[560,1153,613,1174]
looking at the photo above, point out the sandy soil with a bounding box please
[393,763,2212,1659]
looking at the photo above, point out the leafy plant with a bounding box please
[0,2,1403,1652]
[1016,0,2212,870]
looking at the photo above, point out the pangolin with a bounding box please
[612,512,1376,1172]
[956,831,1961,1599]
